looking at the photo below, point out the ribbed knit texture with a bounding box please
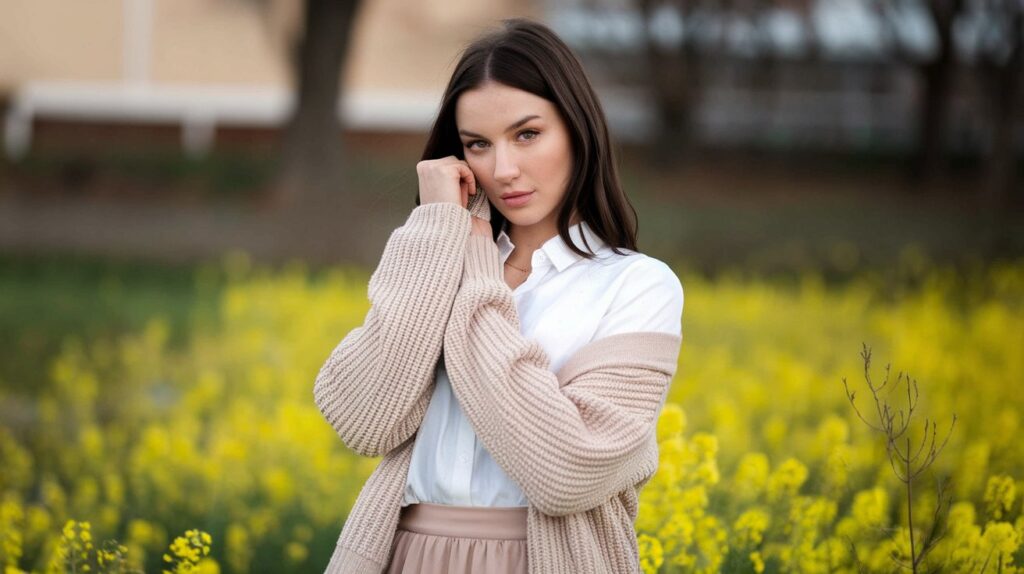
[313,200,472,457]
[315,191,682,574]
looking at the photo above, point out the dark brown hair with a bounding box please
[415,17,638,257]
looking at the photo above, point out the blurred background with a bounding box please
[0,1,1021,573]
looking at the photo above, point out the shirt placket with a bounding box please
[450,408,476,505]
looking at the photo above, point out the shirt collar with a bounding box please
[496,219,608,272]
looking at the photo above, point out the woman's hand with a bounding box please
[417,156,477,208]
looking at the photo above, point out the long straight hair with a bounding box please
[415,17,639,257]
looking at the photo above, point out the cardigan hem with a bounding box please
[323,544,385,574]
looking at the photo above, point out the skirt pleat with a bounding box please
[386,502,528,574]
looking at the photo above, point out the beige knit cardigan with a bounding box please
[313,193,682,574]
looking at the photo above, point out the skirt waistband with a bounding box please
[398,503,528,540]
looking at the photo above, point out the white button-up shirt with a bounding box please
[402,219,684,507]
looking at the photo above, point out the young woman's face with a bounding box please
[455,81,573,230]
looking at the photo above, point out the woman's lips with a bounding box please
[502,192,534,207]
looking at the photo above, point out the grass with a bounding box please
[0,252,224,395]
[6,148,278,202]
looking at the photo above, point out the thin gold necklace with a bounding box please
[503,260,530,273]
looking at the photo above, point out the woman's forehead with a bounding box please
[456,84,555,128]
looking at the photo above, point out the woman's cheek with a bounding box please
[467,159,486,186]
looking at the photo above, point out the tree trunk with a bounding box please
[911,0,961,187]
[978,10,1022,256]
[638,0,699,169]
[271,0,362,209]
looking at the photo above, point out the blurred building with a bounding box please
[544,0,1011,153]
[1,0,1018,158]
[0,0,541,159]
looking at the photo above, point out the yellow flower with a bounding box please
[733,452,770,501]
[767,458,808,502]
[851,487,889,529]
[285,541,308,564]
[657,403,687,442]
[984,475,1016,521]
[637,534,664,574]
[749,550,765,573]
[195,557,221,574]
[225,523,251,574]
[733,508,771,548]
[1,495,26,568]
[982,521,1019,557]
[657,511,696,556]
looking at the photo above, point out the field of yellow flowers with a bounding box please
[0,250,1021,573]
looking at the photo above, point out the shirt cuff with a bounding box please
[464,234,504,282]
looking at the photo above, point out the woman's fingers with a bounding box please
[457,163,475,208]
[415,156,478,206]
[458,164,475,193]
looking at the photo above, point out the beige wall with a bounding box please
[348,1,541,92]
[0,0,124,84]
[0,0,542,93]
[150,0,292,85]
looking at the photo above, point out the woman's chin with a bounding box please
[498,209,546,229]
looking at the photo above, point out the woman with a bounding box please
[313,17,684,574]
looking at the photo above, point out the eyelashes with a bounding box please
[464,129,540,151]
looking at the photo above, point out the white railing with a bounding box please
[2,82,444,159]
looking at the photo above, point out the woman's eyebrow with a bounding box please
[458,115,541,138]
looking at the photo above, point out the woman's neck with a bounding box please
[506,211,581,267]
[508,224,556,257]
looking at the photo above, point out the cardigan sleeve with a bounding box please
[442,235,683,517]
[313,201,471,457]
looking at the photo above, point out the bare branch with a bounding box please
[909,417,932,465]
[844,376,885,432]
[842,343,958,574]
[914,476,954,567]
[844,535,871,574]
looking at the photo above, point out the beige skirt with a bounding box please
[386,502,528,574]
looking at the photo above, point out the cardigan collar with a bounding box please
[496,219,609,273]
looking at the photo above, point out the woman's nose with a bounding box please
[493,145,520,183]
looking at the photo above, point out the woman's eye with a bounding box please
[464,130,538,150]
